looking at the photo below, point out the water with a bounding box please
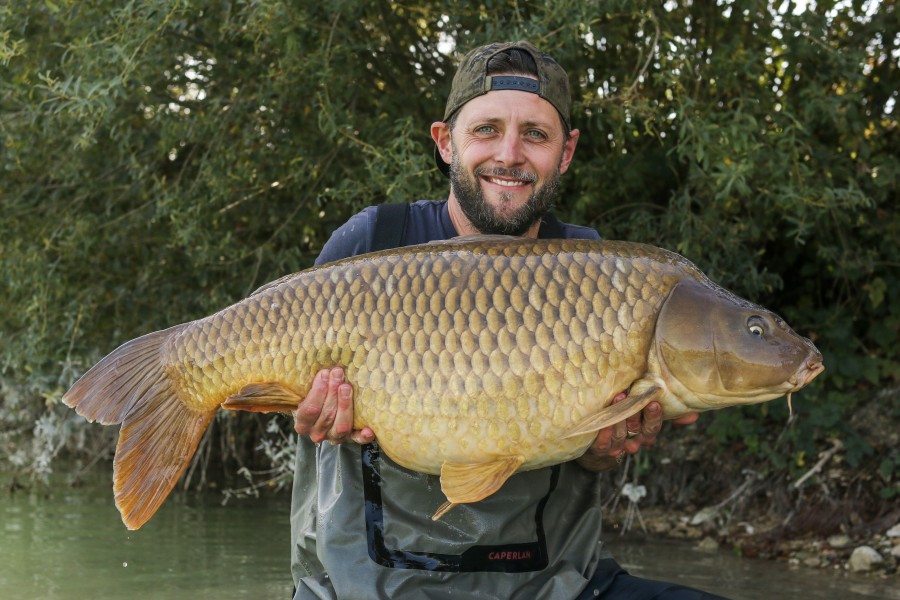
[609,536,898,600]
[1,472,896,599]
[1,472,293,600]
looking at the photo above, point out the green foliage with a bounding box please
[1,1,897,494]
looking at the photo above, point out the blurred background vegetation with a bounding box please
[1,0,896,538]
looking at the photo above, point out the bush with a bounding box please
[1,1,896,500]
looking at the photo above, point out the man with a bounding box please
[289,41,723,599]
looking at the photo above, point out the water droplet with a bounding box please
[122,562,128,568]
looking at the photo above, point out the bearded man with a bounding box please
[288,41,723,600]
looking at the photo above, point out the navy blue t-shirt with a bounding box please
[315,199,600,266]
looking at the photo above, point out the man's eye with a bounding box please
[526,130,546,139]
[476,125,495,134]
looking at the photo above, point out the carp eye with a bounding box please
[747,317,766,337]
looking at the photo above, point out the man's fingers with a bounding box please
[590,396,696,462]
[294,369,329,435]
[295,366,373,446]
[329,382,354,442]
[642,402,663,437]
[626,402,663,453]
[624,412,642,438]
[350,427,376,445]
[672,412,700,426]
[609,419,627,452]
[601,391,627,454]
[311,368,343,443]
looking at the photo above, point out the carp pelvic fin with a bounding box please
[562,383,663,439]
[435,455,525,519]
[222,382,303,413]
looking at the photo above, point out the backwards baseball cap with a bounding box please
[434,41,572,177]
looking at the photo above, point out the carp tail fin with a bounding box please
[62,324,216,530]
[62,326,182,425]
[115,390,215,530]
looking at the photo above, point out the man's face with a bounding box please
[440,87,579,235]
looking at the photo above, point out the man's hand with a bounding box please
[576,393,699,471]
[293,367,375,445]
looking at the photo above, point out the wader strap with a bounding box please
[371,203,410,251]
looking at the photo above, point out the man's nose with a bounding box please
[494,133,525,166]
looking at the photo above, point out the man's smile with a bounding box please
[476,168,537,191]
[483,175,531,188]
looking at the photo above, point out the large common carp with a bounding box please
[64,237,824,530]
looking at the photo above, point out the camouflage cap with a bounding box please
[435,41,572,176]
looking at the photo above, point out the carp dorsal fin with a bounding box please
[427,234,519,245]
[222,382,303,413]
[434,455,525,519]
[562,382,663,439]
[249,273,298,297]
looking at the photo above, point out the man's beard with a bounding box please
[449,148,562,237]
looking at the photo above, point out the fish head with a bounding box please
[654,281,824,411]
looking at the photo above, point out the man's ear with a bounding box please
[431,121,453,165]
[558,128,580,175]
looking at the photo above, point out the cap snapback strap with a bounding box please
[485,75,540,94]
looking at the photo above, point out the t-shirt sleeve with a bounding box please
[314,207,376,266]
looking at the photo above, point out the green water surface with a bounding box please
[1,470,896,600]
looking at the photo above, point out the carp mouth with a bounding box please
[789,356,825,391]
[780,356,824,418]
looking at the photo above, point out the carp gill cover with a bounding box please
[63,237,824,530]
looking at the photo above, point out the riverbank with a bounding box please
[604,504,898,579]
[600,400,899,581]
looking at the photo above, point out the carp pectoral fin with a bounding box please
[435,455,525,519]
[116,392,215,530]
[222,383,303,413]
[562,384,663,439]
